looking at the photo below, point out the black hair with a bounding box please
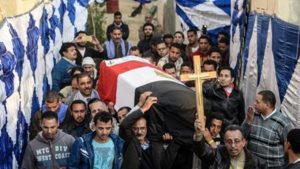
[162,63,176,71]
[187,28,197,35]
[76,72,92,83]
[59,42,76,56]
[70,66,84,76]
[41,111,58,122]
[45,91,61,103]
[163,33,174,40]
[199,35,210,42]
[219,37,229,45]
[155,39,166,47]
[143,23,155,31]
[209,46,222,55]
[75,31,87,38]
[210,113,224,123]
[70,100,87,111]
[117,106,131,113]
[224,125,245,138]
[94,111,113,124]
[114,11,122,17]
[174,31,185,40]
[203,59,217,71]
[112,26,122,32]
[258,90,276,108]
[287,129,300,153]
[217,66,234,78]
[218,31,229,39]
[181,61,193,69]
[87,98,101,113]
[170,43,182,51]
[130,46,139,51]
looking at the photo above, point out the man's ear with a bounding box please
[231,78,234,83]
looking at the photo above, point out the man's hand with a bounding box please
[245,106,255,124]
[162,133,173,141]
[140,96,158,113]
[194,119,205,135]
[137,91,152,107]
[203,128,213,142]
[108,102,116,115]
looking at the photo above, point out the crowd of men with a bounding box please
[21,11,300,169]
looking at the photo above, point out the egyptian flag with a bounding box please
[98,56,196,142]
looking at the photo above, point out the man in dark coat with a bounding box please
[193,120,266,169]
[284,129,300,169]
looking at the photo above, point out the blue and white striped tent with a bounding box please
[0,0,96,168]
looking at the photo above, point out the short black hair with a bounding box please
[70,100,87,111]
[187,28,197,35]
[75,31,87,38]
[155,39,165,47]
[219,37,229,45]
[130,46,139,51]
[112,26,122,33]
[87,98,101,113]
[117,106,131,113]
[59,42,76,56]
[217,66,234,78]
[209,46,221,55]
[162,63,176,71]
[258,90,276,108]
[70,66,84,76]
[163,33,173,40]
[45,91,60,103]
[181,61,193,69]
[114,11,122,17]
[218,31,229,39]
[170,43,182,51]
[203,59,217,70]
[287,129,300,153]
[41,111,58,122]
[143,23,155,31]
[94,111,113,124]
[224,125,245,138]
[210,113,224,123]
[174,31,185,40]
[199,35,210,42]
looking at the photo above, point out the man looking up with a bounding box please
[22,111,75,169]
[68,112,124,169]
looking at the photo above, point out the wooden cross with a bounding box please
[180,55,217,127]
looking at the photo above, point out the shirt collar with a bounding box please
[261,109,277,120]
[63,57,76,65]
[293,158,300,164]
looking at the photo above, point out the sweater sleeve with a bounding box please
[21,144,35,169]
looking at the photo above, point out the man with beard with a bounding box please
[106,11,129,41]
[138,23,155,54]
[198,35,210,65]
[73,31,107,65]
[65,73,100,105]
[158,43,183,75]
[218,37,230,66]
[22,111,75,169]
[52,42,78,91]
[68,112,124,169]
[61,100,91,138]
[104,27,132,59]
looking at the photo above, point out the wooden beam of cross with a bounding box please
[180,55,217,127]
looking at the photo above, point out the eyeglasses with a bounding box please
[225,139,242,146]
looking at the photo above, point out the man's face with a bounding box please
[203,64,215,72]
[145,16,152,23]
[132,118,147,144]
[83,64,94,76]
[165,68,176,78]
[254,94,267,114]
[209,119,223,137]
[117,109,128,123]
[199,38,209,53]
[144,26,153,37]
[174,33,184,44]
[112,29,122,43]
[71,103,86,123]
[95,120,112,142]
[156,43,168,57]
[187,32,197,44]
[169,47,181,62]
[45,100,60,113]
[63,46,77,61]
[218,42,229,53]
[114,15,122,25]
[210,52,222,64]
[218,69,233,88]
[41,118,59,140]
[89,101,108,119]
[180,66,192,75]
[224,130,246,157]
[164,38,173,48]
[76,33,88,47]
[78,76,93,97]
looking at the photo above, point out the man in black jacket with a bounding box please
[106,11,129,41]
[284,129,300,169]
[204,66,245,127]
[193,119,266,169]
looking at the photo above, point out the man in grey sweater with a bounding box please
[22,111,75,169]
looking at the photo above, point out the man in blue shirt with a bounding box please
[68,112,124,169]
